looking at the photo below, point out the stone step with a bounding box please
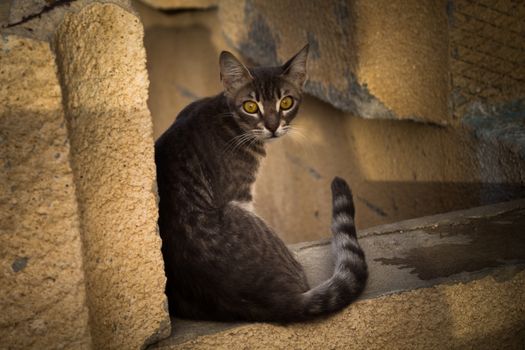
[153,199,525,349]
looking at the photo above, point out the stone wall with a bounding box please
[450,0,525,115]
[1,1,170,349]
[0,34,92,350]
[219,0,451,124]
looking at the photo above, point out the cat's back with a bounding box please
[156,93,226,153]
[154,93,227,207]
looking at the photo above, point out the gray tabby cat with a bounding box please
[154,45,368,322]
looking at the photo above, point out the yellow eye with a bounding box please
[280,96,294,110]
[242,100,259,114]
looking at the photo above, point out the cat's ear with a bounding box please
[281,44,309,87]
[219,51,253,95]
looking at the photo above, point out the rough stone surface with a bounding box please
[449,0,525,116]
[0,1,10,27]
[140,0,216,10]
[2,0,146,41]
[54,3,170,349]
[165,272,525,349]
[462,99,525,159]
[0,35,92,350]
[153,200,525,349]
[449,0,525,160]
[5,0,48,24]
[137,2,223,138]
[2,0,171,348]
[353,0,449,123]
[218,0,450,124]
[341,109,525,230]
[158,273,525,349]
[294,199,525,297]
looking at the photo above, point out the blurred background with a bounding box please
[133,0,525,243]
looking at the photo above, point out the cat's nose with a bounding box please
[264,121,279,133]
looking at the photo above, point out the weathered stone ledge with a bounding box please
[153,198,525,349]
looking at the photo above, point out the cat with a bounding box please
[154,44,368,322]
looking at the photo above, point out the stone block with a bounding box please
[0,35,92,350]
[218,0,450,124]
[1,1,171,349]
[449,0,525,114]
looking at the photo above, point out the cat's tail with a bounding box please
[300,177,368,318]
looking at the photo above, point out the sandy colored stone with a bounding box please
[217,0,449,124]
[1,1,172,347]
[355,0,449,123]
[0,2,9,27]
[155,270,525,349]
[6,0,48,24]
[140,11,223,137]
[139,0,216,9]
[0,35,92,350]
[52,3,171,349]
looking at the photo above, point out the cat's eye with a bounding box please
[280,96,294,110]
[242,100,259,114]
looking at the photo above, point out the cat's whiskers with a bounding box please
[247,134,262,149]
[222,130,259,158]
[223,133,251,155]
[284,125,306,141]
[222,133,246,154]
[288,124,308,136]
[282,125,313,152]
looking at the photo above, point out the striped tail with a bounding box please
[301,177,368,318]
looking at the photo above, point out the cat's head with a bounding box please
[219,45,309,141]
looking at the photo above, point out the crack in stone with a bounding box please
[4,0,76,28]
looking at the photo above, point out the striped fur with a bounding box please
[301,178,367,317]
[155,47,367,322]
